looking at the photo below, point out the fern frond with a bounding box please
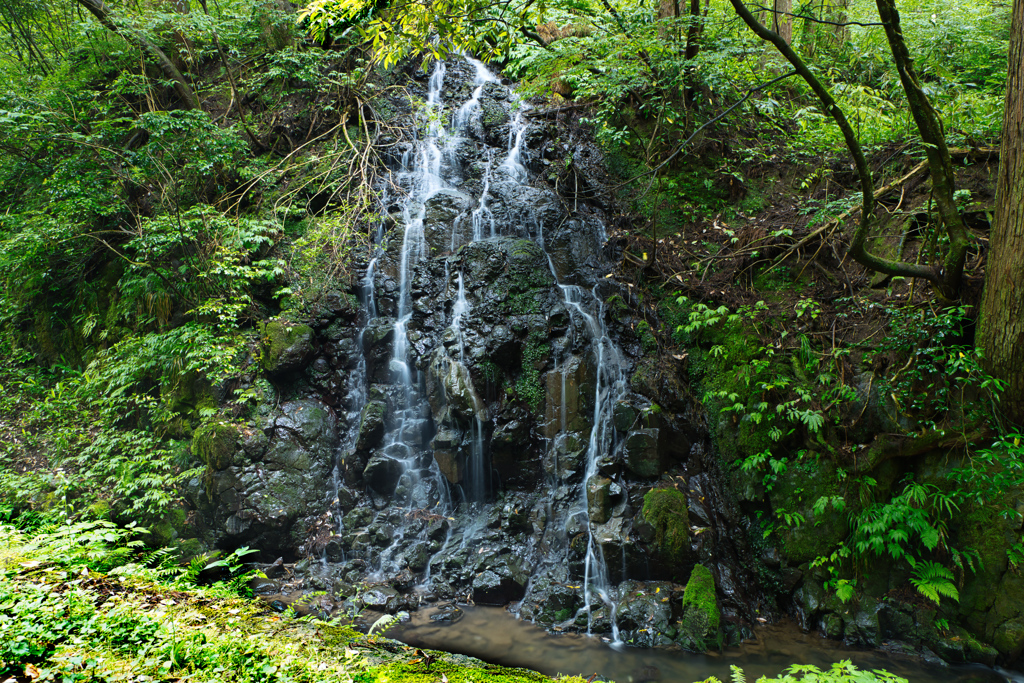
[911,560,960,604]
[730,665,746,683]
[368,613,398,636]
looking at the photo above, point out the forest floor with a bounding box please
[601,126,1001,369]
[0,522,588,683]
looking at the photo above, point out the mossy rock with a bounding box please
[260,320,314,374]
[192,420,240,470]
[636,320,657,353]
[88,500,111,520]
[150,508,188,546]
[625,429,660,477]
[642,487,689,565]
[771,457,850,564]
[163,369,217,416]
[676,564,721,652]
[956,495,1024,656]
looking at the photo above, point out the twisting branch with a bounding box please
[745,3,883,27]
[727,0,954,296]
[874,0,970,298]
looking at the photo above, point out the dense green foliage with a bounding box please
[0,0,374,535]
[0,0,1018,666]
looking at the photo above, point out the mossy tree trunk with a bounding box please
[978,0,1024,427]
[872,0,970,299]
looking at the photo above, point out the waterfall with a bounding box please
[359,60,457,579]
[470,150,495,241]
[340,57,644,638]
[497,98,628,640]
[499,110,529,184]
[454,57,499,132]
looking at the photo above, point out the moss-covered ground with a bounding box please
[0,523,590,683]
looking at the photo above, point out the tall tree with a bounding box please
[978,0,1024,427]
[772,0,792,44]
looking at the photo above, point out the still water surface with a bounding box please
[389,604,1003,683]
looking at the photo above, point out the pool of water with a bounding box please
[388,604,1004,683]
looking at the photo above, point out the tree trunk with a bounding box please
[978,0,1024,427]
[773,0,792,44]
[657,0,679,40]
[874,0,970,300]
[831,0,850,47]
[684,0,702,60]
[729,0,961,297]
[75,0,200,110]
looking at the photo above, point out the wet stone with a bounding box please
[355,401,387,452]
[613,401,639,432]
[359,585,405,613]
[587,475,613,524]
[625,429,661,477]
[249,578,281,596]
[472,569,526,605]
[430,604,464,623]
[325,536,346,562]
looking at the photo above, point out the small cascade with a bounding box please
[454,57,499,132]
[329,257,379,541]
[499,110,529,183]
[362,60,457,578]
[470,150,496,241]
[494,99,629,638]
[450,271,470,361]
[570,285,628,643]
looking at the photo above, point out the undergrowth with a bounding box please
[0,521,594,683]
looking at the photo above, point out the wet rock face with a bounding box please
[187,399,340,553]
[185,57,760,648]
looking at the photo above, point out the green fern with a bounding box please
[910,561,959,604]
[730,665,746,683]
[367,611,410,637]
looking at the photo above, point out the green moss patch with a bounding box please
[677,564,721,652]
[0,522,588,683]
[260,320,314,373]
[642,487,689,564]
[355,661,575,683]
[192,420,239,470]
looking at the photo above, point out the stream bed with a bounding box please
[388,604,1003,683]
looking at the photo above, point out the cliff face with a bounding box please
[184,58,756,650]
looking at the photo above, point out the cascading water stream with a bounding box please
[363,60,457,578]
[454,57,499,132]
[499,110,529,184]
[500,96,629,641]
[470,150,496,241]
[349,57,633,636]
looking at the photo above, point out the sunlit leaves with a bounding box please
[299,0,539,67]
